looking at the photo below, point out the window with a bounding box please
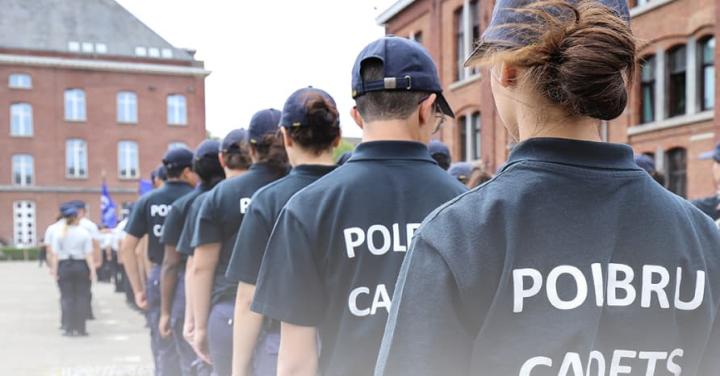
[10,103,33,137]
[458,115,467,160]
[470,0,480,75]
[68,41,80,52]
[66,139,88,178]
[117,91,138,123]
[13,201,36,247]
[168,142,188,150]
[8,73,31,89]
[455,7,465,82]
[700,37,715,111]
[149,47,160,58]
[95,43,108,54]
[667,45,687,117]
[65,89,86,121]
[411,31,423,45]
[11,154,33,186]
[118,141,139,179]
[665,147,687,197]
[470,112,481,160]
[161,48,173,59]
[135,46,147,57]
[640,55,656,123]
[167,94,187,125]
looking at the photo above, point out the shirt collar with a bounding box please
[349,141,436,164]
[290,164,337,177]
[504,138,638,171]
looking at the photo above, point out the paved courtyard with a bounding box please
[0,262,153,376]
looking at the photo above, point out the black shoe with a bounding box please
[62,331,74,337]
[75,331,89,337]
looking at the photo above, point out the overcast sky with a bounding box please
[115,0,398,140]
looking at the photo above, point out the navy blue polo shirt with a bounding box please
[161,188,204,248]
[375,138,720,376]
[124,181,194,264]
[191,163,283,304]
[691,195,720,220]
[252,141,467,376]
[226,164,337,285]
[176,191,211,256]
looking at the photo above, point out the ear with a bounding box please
[498,63,518,88]
[218,152,227,169]
[280,127,293,148]
[418,93,436,127]
[351,107,364,130]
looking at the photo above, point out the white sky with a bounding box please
[115,0,399,140]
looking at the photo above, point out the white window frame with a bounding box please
[68,41,80,52]
[149,47,160,58]
[117,91,138,124]
[95,43,108,54]
[8,73,32,89]
[118,141,140,179]
[11,154,33,186]
[10,103,33,137]
[161,48,173,59]
[13,200,36,248]
[66,139,88,179]
[456,0,480,82]
[135,46,147,57]
[167,94,187,125]
[64,89,87,122]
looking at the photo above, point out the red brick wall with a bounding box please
[0,63,206,244]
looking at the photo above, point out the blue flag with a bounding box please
[138,179,153,196]
[101,182,118,228]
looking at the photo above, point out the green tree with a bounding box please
[333,139,356,161]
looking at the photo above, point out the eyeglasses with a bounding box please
[418,95,447,135]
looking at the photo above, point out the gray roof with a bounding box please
[0,0,194,61]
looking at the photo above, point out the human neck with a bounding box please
[225,168,247,178]
[289,150,335,167]
[361,119,422,143]
[516,114,602,143]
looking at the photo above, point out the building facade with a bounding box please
[378,0,718,199]
[0,0,208,247]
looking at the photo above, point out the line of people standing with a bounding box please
[116,4,720,375]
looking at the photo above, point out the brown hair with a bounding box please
[222,142,252,170]
[252,132,289,178]
[471,0,635,120]
[466,164,493,189]
[286,93,341,155]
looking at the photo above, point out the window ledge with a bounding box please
[65,119,87,123]
[168,123,188,127]
[10,134,33,138]
[628,110,714,136]
[65,176,88,180]
[117,121,137,125]
[449,74,482,91]
[9,86,32,90]
[630,0,675,18]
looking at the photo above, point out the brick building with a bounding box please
[0,0,208,247]
[377,0,718,198]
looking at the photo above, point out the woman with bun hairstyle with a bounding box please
[225,87,341,376]
[376,1,720,375]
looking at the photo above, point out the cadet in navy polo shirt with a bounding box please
[251,37,467,376]
[692,142,720,221]
[190,110,288,376]
[158,140,225,376]
[225,87,341,376]
[428,140,451,170]
[175,129,251,375]
[376,1,720,375]
[120,147,197,376]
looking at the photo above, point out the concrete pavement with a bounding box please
[0,262,153,376]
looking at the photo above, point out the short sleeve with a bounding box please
[225,200,273,284]
[191,191,223,248]
[177,207,198,255]
[124,198,148,238]
[161,205,184,247]
[51,230,62,254]
[375,236,473,376]
[83,231,93,255]
[251,208,326,326]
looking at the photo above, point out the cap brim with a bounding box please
[699,151,715,160]
[465,41,490,67]
[436,93,455,118]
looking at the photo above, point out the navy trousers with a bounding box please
[58,260,91,334]
[208,300,234,376]
[147,265,181,376]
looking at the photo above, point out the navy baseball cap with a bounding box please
[449,162,473,181]
[194,139,221,160]
[221,129,248,152]
[634,154,656,174]
[67,200,86,210]
[248,109,282,144]
[163,147,194,170]
[280,87,340,128]
[351,36,454,118]
[466,0,630,65]
[151,164,168,182]
[428,140,450,158]
[60,203,79,218]
[700,142,720,163]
